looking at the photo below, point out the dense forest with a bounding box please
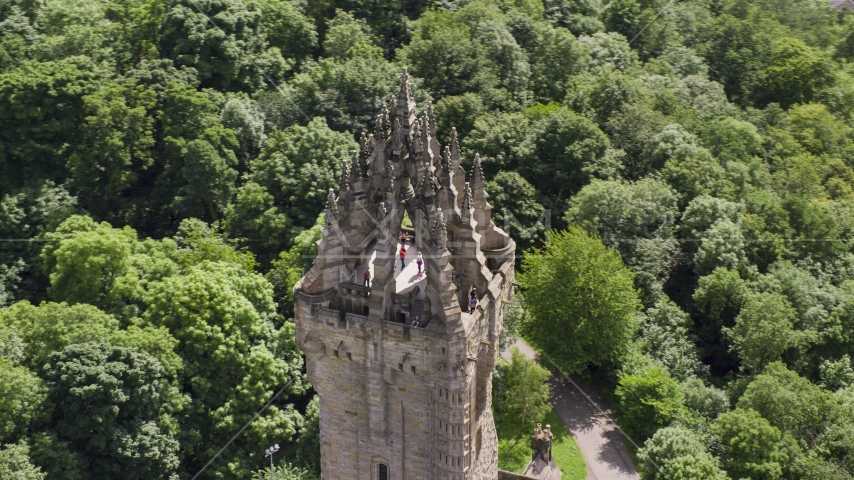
[1,0,854,478]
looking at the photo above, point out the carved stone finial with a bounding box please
[396,67,417,137]
[471,152,489,202]
[412,119,423,155]
[472,152,484,182]
[398,67,414,108]
[433,208,448,250]
[376,202,388,226]
[412,115,421,140]
[326,188,339,221]
[461,181,473,223]
[359,133,371,171]
[450,127,461,164]
[420,170,435,198]
[375,108,387,141]
[351,148,361,178]
[384,163,396,192]
[339,159,350,197]
[392,117,405,154]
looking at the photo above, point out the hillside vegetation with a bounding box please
[2,0,854,478]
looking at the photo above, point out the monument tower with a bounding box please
[293,68,517,480]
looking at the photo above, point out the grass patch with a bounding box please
[497,408,587,480]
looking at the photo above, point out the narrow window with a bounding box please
[347,352,352,361]
[334,350,339,358]
[378,463,388,480]
[411,365,416,374]
[399,363,404,371]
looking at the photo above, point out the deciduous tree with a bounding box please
[519,226,640,373]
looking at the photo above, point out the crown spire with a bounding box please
[441,146,454,185]
[427,105,442,160]
[351,148,360,177]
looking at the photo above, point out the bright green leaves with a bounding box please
[519,226,641,373]
[0,301,120,371]
[727,292,798,373]
[615,367,684,440]
[141,260,306,477]
[712,408,794,480]
[0,358,46,443]
[760,37,831,108]
[45,221,136,309]
[243,117,355,229]
[0,442,46,480]
[638,425,727,480]
[493,348,551,437]
[26,213,309,478]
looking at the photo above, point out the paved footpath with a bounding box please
[501,339,640,480]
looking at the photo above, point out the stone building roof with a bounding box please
[825,0,854,10]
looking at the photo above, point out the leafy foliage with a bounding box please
[42,342,181,480]
[494,348,551,436]
[520,226,640,373]
[4,0,854,476]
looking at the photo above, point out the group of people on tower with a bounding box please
[363,230,478,327]
[397,232,423,275]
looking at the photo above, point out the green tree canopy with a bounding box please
[42,342,180,480]
[727,291,797,373]
[0,358,46,443]
[638,425,727,480]
[499,347,551,436]
[712,408,797,480]
[0,57,100,190]
[142,260,307,477]
[485,171,546,251]
[66,82,156,224]
[0,442,46,480]
[519,226,641,373]
[158,0,288,91]
[245,117,355,230]
[615,367,684,440]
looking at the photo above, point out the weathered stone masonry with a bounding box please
[293,68,517,480]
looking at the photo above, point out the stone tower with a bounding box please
[293,69,517,480]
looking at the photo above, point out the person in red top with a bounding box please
[399,246,407,269]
